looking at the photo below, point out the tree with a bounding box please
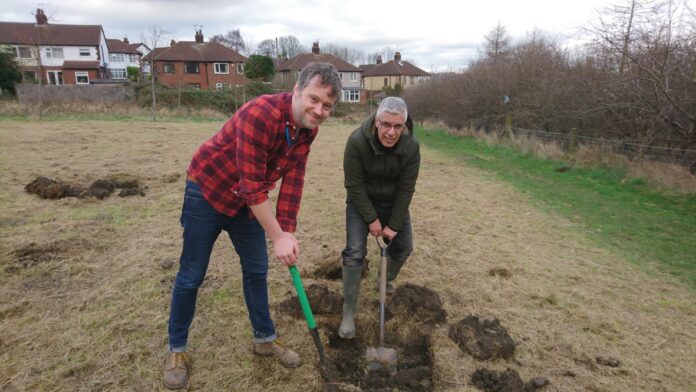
[321,43,366,65]
[277,35,305,58]
[209,29,247,54]
[0,46,22,95]
[483,22,512,65]
[141,24,167,122]
[256,39,278,57]
[244,55,275,81]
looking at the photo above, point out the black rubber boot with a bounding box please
[338,265,362,339]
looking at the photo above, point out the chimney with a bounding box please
[35,8,48,25]
[170,39,176,47]
[311,41,320,54]
[376,55,382,64]
[195,29,204,43]
[394,52,401,62]
[123,37,129,44]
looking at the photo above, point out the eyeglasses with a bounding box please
[377,119,405,131]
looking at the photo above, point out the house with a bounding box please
[0,8,110,85]
[143,29,247,90]
[106,37,149,80]
[361,52,430,94]
[275,42,363,103]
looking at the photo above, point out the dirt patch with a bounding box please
[25,175,146,199]
[385,283,447,327]
[324,324,434,391]
[448,316,516,360]
[11,241,67,268]
[489,267,512,278]
[277,283,343,318]
[313,258,371,280]
[470,368,548,392]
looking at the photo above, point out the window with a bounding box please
[351,72,358,81]
[23,71,37,82]
[184,62,199,74]
[110,68,127,79]
[163,62,175,73]
[79,48,90,57]
[45,47,64,59]
[342,89,360,103]
[215,83,230,91]
[129,54,139,63]
[236,63,244,74]
[214,63,229,74]
[47,71,63,85]
[109,53,125,62]
[75,71,89,85]
[15,46,33,58]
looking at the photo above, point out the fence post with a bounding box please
[505,115,514,140]
[569,128,577,152]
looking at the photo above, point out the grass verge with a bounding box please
[418,127,696,288]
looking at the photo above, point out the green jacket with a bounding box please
[343,112,420,232]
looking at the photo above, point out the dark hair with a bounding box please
[297,62,342,99]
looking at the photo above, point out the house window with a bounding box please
[75,71,90,85]
[236,63,244,74]
[110,68,127,79]
[45,47,64,59]
[215,83,230,91]
[163,62,175,73]
[129,54,139,63]
[47,71,63,85]
[214,63,229,74]
[351,72,358,81]
[109,53,125,62]
[79,48,91,57]
[14,46,33,58]
[184,62,199,74]
[23,71,37,82]
[342,89,360,103]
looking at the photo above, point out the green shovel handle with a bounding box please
[288,265,317,330]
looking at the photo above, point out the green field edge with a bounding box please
[417,127,696,290]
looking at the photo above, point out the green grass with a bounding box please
[418,127,696,288]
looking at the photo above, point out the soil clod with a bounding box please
[449,316,516,360]
[25,175,146,199]
[386,283,447,327]
[489,267,512,278]
[471,368,547,392]
[596,356,621,368]
[278,284,342,318]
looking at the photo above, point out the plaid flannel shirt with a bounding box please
[187,92,317,232]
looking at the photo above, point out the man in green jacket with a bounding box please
[339,96,421,339]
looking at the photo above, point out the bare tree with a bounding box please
[321,43,365,65]
[256,39,278,57]
[277,35,305,58]
[209,29,246,54]
[141,24,167,122]
[483,22,512,65]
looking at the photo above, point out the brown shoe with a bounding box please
[163,351,191,389]
[253,340,303,368]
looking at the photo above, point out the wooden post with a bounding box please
[569,128,577,152]
[505,114,514,140]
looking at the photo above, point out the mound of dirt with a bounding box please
[313,258,371,281]
[386,283,447,326]
[277,283,342,318]
[470,368,549,392]
[448,316,516,360]
[11,241,66,268]
[325,326,434,391]
[24,175,146,199]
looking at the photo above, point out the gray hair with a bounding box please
[376,96,408,120]
[296,62,342,100]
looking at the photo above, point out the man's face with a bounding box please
[292,76,336,129]
[375,112,406,148]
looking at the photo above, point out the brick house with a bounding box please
[275,42,363,103]
[144,30,247,90]
[0,8,110,85]
[360,52,430,95]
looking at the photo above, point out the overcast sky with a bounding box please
[0,0,678,72]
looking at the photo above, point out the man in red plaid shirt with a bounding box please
[163,63,342,389]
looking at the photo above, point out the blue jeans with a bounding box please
[168,180,276,351]
[341,201,413,268]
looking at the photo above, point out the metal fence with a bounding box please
[510,127,696,168]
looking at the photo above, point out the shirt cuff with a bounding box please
[277,216,296,233]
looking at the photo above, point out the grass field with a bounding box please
[1,119,695,391]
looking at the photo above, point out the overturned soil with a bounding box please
[324,325,434,392]
[385,283,447,327]
[448,316,516,360]
[470,368,549,392]
[277,283,343,318]
[313,258,371,281]
[25,174,145,199]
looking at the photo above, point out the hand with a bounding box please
[271,232,299,266]
[382,226,397,241]
[368,219,383,237]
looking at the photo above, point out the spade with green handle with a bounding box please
[288,265,327,366]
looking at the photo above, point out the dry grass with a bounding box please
[0,100,227,119]
[0,119,695,391]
